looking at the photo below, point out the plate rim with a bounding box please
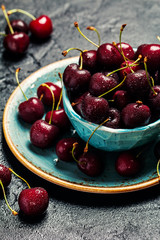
[3,56,160,194]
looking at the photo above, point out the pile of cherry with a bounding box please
[1,4,53,54]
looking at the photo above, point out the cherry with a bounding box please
[89,72,118,97]
[101,70,119,83]
[121,101,151,128]
[115,151,141,177]
[37,82,61,106]
[125,70,151,100]
[103,108,121,129]
[15,68,44,123]
[148,85,160,112]
[119,60,141,79]
[81,92,109,124]
[154,141,160,159]
[117,42,135,60]
[0,164,11,187]
[72,93,86,116]
[5,19,29,34]
[63,63,91,94]
[113,90,131,110]
[80,50,97,73]
[18,187,49,216]
[7,9,53,39]
[97,43,122,69]
[45,108,70,129]
[77,152,103,177]
[56,137,84,162]
[19,97,44,123]
[30,119,59,148]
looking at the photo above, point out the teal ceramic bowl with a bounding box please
[63,86,160,152]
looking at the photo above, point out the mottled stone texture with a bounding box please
[0,0,160,239]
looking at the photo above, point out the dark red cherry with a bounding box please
[56,137,84,162]
[37,82,61,106]
[101,70,119,83]
[45,108,70,129]
[72,93,86,116]
[19,97,44,123]
[117,42,135,60]
[77,152,103,177]
[148,85,160,112]
[5,19,29,34]
[81,92,109,124]
[134,44,148,59]
[135,44,160,72]
[119,60,141,79]
[30,120,59,148]
[63,63,91,94]
[113,90,131,110]
[0,164,11,187]
[89,72,118,97]
[80,50,97,72]
[154,141,160,159]
[3,32,29,54]
[18,187,49,216]
[104,108,121,129]
[121,101,151,128]
[29,15,53,39]
[125,70,151,100]
[115,151,141,176]
[97,43,122,69]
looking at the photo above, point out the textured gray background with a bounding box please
[0,0,160,239]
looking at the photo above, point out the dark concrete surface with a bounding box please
[0,0,160,239]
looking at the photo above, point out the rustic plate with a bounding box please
[3,57,160,194]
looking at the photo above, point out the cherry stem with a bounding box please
[157,36,160,42]
[143,57,157,95]
[0,180,18,216]
[41,83,55,124]
[84,118,110,153]
[86,26,101,46]
[71,142,79,163]
[74,22,99,48]
[8,168,31,189]
[157,159,160,180]
[119,24,127,62]
[1,5,14,34]
[62,48,84,70]
[98,75,127,98]
[0,32,7,36]
[150,76,155,87]
[7,8,36,20]
[15,68,28,101]
[56,90,62,110]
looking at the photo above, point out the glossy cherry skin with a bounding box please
[125,70,151,100]
[18,97,44,123]
[30,120,59,148]
[18,187,49,216]
[56,137,84,162]
[37,82,61,106]
[5,19,29,34]
[29,15,53,39]
[117,42,135,60]
[63,63,91,94]
[121,102,151,128]
[79,50,97,72]
[119,60,141,80]
[45,109,70,129]
[81,92,109,124]
[113,90,131,110]
[77,152,103,177]
[0,164,11,187]
[3,32,30,54]
[89,72,118,97]
[148,85,160,112]
[115,151,141,177]
[103,108,121,129]
[97,43,122,69]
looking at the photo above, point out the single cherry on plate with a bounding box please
[18,187,49,217]
[1,5,29,54]
[115,151,141,177]
[5,19,29,34]
[7,8,53,39]
[56,137,84,162]
[15,68,44,123]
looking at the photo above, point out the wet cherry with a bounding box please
[45,108,70,129]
